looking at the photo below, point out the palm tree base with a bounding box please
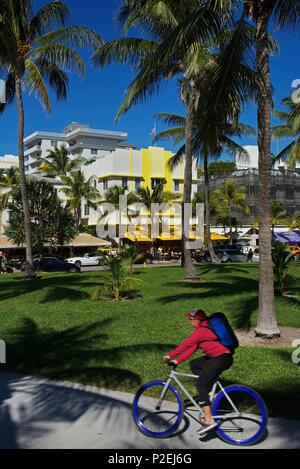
[255,327,281,339]
[23,264,36,281]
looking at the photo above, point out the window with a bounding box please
[91,149,98,156]
[94,180,97,188]
[174,180,180,192]
[122,177,128,189]
[135,179,141,190]
[84,204,90,217]
[286,188,294,200]
[151,178,163,190]
[103,179,108,191]
[249,185,255,197]
[51,140,58,148]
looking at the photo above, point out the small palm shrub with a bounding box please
[272,242,294,296]
[91,245,142,301]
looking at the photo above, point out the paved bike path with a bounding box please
[0,372,299,449]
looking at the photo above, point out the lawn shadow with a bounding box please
[0,274,101,303]
[3,317,173,390]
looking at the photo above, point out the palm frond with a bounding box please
[30,1,70,36]
[30,45,86,78]
[23,59,51,112]
[39,26,103,50]
[93,37,158,68]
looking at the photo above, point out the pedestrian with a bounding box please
[247,248,254,262]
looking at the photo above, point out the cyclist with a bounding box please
[164,309,233,435]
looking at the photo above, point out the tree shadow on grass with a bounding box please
[0,274,101,303]
[3,317,171,389]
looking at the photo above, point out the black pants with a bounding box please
[190,354,233,406]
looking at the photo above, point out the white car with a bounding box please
[66,253,106,268]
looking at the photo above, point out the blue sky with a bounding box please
[0,0,299,158]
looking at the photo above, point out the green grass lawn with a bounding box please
[0,263,299,419]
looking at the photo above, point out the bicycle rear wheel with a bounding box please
[133,381,183,438]
[212,385,268,446]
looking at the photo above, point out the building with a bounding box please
[24,122,132,175]
[0,155,18,170]
[199,145,300,224]
[1,124,198,246]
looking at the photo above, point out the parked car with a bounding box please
[33,257,80,273]
[8,256,25,270]
[66,253,107,268]
[221,249,248,263]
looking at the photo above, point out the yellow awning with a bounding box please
[210,232,230,241]
[123,231,152,242]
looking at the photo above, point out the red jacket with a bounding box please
[168,320,230,364]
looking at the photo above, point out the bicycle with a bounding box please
[133,363,268,446]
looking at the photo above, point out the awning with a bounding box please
[210,232,230,241]
[69,234,111,247]
[274,230,300,244]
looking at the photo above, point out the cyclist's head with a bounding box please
[184,309,207,327]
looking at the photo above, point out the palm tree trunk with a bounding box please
[255,11,280,337]
[229,210,233,246]
[183,81,199,280]
[204,153,220,264]
[15,78,35,280]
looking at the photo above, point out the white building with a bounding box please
[0,155,18,170]
[24,122,132,175]
[236,145,300,170]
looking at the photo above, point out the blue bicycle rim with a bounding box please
[133,381,183,438]
[212,385,268,446]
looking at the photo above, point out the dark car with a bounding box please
[32,257,81,273]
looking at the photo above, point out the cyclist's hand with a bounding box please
[167,360,178,367]
[163,356,170,363]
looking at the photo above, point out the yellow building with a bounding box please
[84,145,198,197]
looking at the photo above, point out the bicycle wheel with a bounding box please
[133,381,184,438]
[212,385,268,446]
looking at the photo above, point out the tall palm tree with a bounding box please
[36,145,84,178]
[93,0,241,280]
[154,111,254,260]
[0,0,102,278]
[243,0,300,337]
[0,166,19,230]
[272,97,300,169]
[61,170,100,228]
[213,181,250,244]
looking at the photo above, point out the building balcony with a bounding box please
[24,145,42,157]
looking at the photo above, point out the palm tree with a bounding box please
[132,183,180,257]
[36,145,84,178]
[0,0,102,278]
[282,213,300,231]
[213,181,250,244]
[272,97,300,169]
[92,0,239,280]
[0,166,19,229]
[61,170,100,228]
[154,111,254,261]
[243,0,300,337]
[98,185,137,247]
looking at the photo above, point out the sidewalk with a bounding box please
[0,371,299,449]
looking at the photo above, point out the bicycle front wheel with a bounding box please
[133,381,184,438]
[212,385,268,446]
